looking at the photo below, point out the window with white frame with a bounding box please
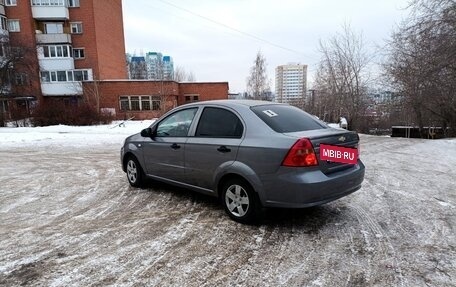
[7,20,20,32]
[68,0,80,7]
[40,69,90,83]
[5,0,17,6]
[42,45,72,58]
[0,16,7,31]
[73,48,85,59]
[70,22,82,34]
[119,96,161,111]
[31,0,66,6]
[44,22,64,34]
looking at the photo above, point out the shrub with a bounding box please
[31,103,113,126]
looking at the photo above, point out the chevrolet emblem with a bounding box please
[338,136,346,142]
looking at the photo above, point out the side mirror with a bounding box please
[140,128,152,138]
[141,126,157,138]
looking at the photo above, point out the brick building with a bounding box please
[1,0,227,122]
[84,80,229,120]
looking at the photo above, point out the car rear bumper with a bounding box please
[259,160,365,208]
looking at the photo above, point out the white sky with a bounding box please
[122,0,410,93]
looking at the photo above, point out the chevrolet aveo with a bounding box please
[121,100,365,223]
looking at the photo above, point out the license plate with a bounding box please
[320,144,358,164]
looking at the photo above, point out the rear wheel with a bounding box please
[221,178,260,224]
[126,156,144,187]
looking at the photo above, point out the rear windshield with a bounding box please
[251,105,327,133]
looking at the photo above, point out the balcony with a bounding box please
[36,33,72,44]
[31,6,69,20]
[41,82,82,96]
[39,58,75,71]
[0,5,5,15]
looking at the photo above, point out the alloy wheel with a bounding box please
[225,184,250,217]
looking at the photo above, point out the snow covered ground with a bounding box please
[0,120,155,148]
[0,123,455,286]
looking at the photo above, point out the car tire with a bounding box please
[125,156,144,188]
[221,178,260,224]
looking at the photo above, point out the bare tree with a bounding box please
[384,0,456,137]
[186,71,196,82]
[246,50,271,100]
[0,36,38,126]
[173,65,196,82]
[314,24,371,130]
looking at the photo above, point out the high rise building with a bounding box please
[1,0,127,109]
[275,63,307,105]
[127,51,174,80]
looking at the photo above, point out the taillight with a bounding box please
[282,138,318,167]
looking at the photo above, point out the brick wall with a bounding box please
[93,0,128,79]
[84,80,229,120]
[70,0,127,80]
[69,0,100,79]
[5,2,42,100]
[178,82,230,105]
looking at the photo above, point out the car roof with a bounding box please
[184,99,286,108]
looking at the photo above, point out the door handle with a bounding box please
[171,143,181,150]
[217,146,231,153]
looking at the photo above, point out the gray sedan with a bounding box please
[121,100,365,223]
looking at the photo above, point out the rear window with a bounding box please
[251,105,327,133]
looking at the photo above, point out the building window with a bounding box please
[44,22,64,34]
[7,20,20,32]
[68,0,80,7]
[31,0,66,6]
[73,48,85,59]
[70,22,83,34]
[42,45,72,58]
[57,71,66,82]
[40,69,91,83]
[73,70,89,81]
[119,96,161,111]
[0,16,7,31]
[15,73,29,86]
[5,0,17,6]
[119,97,129,111]
[184,94,199,103]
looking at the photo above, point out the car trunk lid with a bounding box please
[284,128,359,174]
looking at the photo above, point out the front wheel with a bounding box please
[221,179,260,224]
[126,156,144,187]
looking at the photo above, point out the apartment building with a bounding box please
[127,52,174,80]
[0,0,228,122]
[275,63,307,105]
[1,0,127,108]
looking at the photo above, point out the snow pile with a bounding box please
[0,120,155,148]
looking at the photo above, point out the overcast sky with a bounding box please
[122,0,411,93]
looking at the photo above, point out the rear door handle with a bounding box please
[217,146,231,153]
[171,143,181,150]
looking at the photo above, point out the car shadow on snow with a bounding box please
[141,179,221,207]
[261,204,349,230]
[140,179,351,230]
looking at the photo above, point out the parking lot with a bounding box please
[0,134,455,286]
